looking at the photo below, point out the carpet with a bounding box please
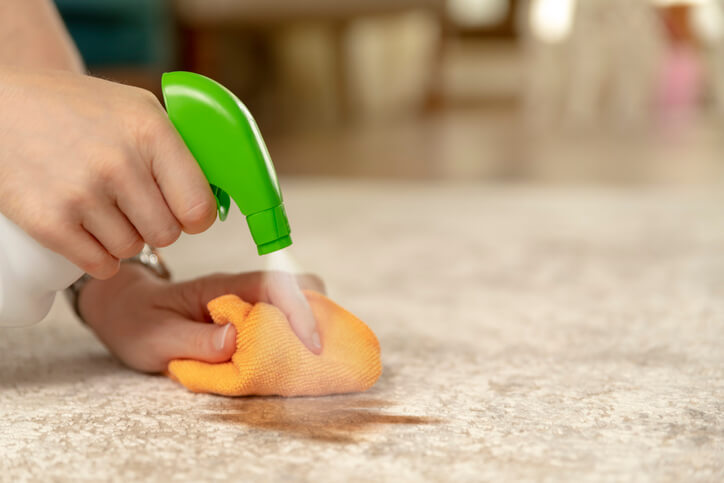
[1,180,722,481]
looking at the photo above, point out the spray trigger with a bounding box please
[211,184,230,221]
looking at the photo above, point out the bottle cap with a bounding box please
[246,204,292,255]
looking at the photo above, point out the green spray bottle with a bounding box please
[161,72,291,255]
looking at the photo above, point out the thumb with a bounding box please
[97,317,237,373]
[159,319,236,365]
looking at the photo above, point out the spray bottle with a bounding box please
[0,72,291,327]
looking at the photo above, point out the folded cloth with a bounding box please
[167,291,382,397]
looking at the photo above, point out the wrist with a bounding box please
[68,246,171,324]
[78,263,160,323]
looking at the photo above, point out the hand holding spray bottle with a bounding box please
[0,72,293,327]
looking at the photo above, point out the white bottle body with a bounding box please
[0,213,83,327]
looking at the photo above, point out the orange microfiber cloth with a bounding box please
[167,291,382,397]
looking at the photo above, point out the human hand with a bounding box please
[78,264,326,372]
[0,67,216,279]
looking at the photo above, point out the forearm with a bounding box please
[0,0,83,73]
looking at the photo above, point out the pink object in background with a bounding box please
[656,43,702,126]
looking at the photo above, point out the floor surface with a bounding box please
[1,180,723,481]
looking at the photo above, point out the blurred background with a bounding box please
[55,0,724,185]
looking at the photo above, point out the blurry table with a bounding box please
[173,0,445,24]
[172,0,447,119]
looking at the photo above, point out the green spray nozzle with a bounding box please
[161,71,291,255]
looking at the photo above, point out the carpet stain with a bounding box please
[204,397,440,443]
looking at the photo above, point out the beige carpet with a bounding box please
[1,180,723,481]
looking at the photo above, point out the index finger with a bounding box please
[263,271,322,354]
[144,114,217,234]
[175,271,325,322]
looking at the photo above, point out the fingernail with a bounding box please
[214,324,232,352]
[311,331,322,351]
